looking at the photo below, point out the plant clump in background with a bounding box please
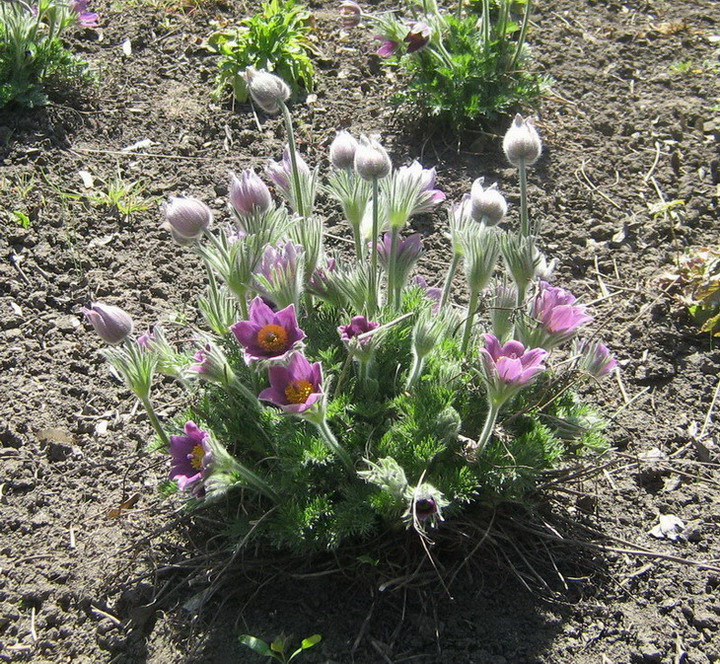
[0,0,96,107]
[342,0,549,130]
[206,0,317,104]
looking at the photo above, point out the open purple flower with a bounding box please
[231,297,305,364]
[338,315,379,348]
[259,353,324,414]
[480,334,547,390]
[169,422,212,496]
[405,21,431,54]
[532,281,592,343]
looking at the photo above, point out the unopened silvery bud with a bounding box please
[470,178,507,226]
[82,303,133,345]
[241,66,291,115]
[503,114,542,167]
[354,135,391,180]
[339,0,361,28]
[329,131,358,170]
[229,169,272,216]
[162,196,213,241]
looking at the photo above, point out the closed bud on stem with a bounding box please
[229,170,272,217]
[329,131,359,170]
[470,178,507,226]
[354,135,392,180]
[405,21,431,54]
[339,1,362,29]
[503,114,542,167]
[83,302,133,345]
[241,67,291,115]
[162,196,213,241]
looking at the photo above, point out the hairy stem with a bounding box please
[440,253,460,308]
[368,177,380,317]
[519,159,529,237]
[476,400,500,453]
[280,101,306,219]
[315,418,355,473]
[140,396,169,448]
[461,287,480,355]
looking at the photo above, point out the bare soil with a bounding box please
[1,0,719,662]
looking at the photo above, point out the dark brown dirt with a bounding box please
[1,0,719,662]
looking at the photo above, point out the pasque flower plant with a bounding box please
[86,73,615,555]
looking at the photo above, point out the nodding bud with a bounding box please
[329,131,359,170]
[405,21,431,54]
[339,0,361,28]
[82,302,133,345]
[162,196,212,241]
[241,66,291,114]
[503,114,542,167]
[470,178,507,226]
[354,135,392,180]
[229,169,272,216]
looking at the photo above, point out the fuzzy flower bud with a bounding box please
[470,178,507,226]
[354,135,391,180]
[404,21,431,54]
[162,196,213,241]
[503,114,542,167]
[229,170,272,217]
[339,0,361,28]
[329,131,359,170]
[241,67,291,115]
[82,303,133,345]
[575,340,618,378]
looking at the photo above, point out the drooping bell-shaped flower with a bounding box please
[83,303,133,345]
[329,131,359,170]
[230,296,306,364]
[169,422,213,496]
[404,482,449,527]
[162,196,213,241]
[339,0,362,28]
[377,232,423,286]
[470,178,507,226]
[404,21,431,54]
[338,315,379,361]
[503,114,542,167]
[229,169,272,217]
[241,67,291,114]
[259,352,324,415]
[354,135,392,180]
[374,36,399,58]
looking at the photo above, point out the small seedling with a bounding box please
[240,634,322,663]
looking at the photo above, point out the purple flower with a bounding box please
[411,276,442,314]
[377,232,424,278]
[396,161,446,215]
[374,36,399,58]
[229,169,272,217]
[576,340,617,378]
[259,353,324,414]
[354,135,391,180]
[69,0,98,26]
[266,146,310,198]
[405,21,431,54]
[169,422,212,496]
[338,316,379,348]
[307,256,336,299]
[532,281,592,342]
[253,242,304,308]
[415,496,437,521]
[339,0,362,28]
[230,297,305,364]
[82,302,133,345]
[480,334,547,389]
[189,342,234,385]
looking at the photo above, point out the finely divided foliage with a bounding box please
[86,71,616,554]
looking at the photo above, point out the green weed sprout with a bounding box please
[85,71,616,559]
[206,0,316,104]
[0,0,96,107]
[345,0,548,129]
[240,634,322,663]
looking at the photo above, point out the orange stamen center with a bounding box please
[284,379,314,404]
[256,324,289,353]
[190,444,205,470]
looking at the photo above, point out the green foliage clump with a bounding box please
[207,0,316,103]
[372,1,548,129]
[0,0,93,108]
